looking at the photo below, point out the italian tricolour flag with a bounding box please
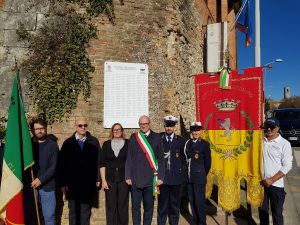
[0,74,34,224]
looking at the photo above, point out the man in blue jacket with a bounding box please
[157,115,186,225]
[125,115,165,225]
[30,118,59,225]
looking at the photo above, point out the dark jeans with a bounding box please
[259,186,286,225]
[131,184,154,225]
[68,199,92,225]
[158,184,181,225]
[105,181,129,225]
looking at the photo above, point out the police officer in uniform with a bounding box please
[184,121,211,225]
[157,115,187,225]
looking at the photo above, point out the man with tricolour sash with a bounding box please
[125,115,165,225]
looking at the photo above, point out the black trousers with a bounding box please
[259,186,286,225]
[68,199,91,225]
[105,181,129,225]
[188,183,206,225]
[157,184,181,225]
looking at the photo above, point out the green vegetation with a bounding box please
[17,0,116,124]
[0,116,7,140]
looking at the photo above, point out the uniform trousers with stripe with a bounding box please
[157,184,181,225]
[188,183,206,225]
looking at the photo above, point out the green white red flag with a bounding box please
[0,73,34,224]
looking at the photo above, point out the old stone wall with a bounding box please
[0,0,48,123]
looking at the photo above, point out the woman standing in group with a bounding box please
[100,123,129,225]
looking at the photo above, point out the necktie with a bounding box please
[167,135,171,143]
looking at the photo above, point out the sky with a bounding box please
[238,1,300,100]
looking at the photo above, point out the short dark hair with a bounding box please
[30,118,47,131]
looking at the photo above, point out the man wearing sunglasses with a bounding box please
[259,117,293,225]
[157,115,187,225]
[58,118,101,225]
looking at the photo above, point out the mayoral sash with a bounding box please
[135,131,159,195]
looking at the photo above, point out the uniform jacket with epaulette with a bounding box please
[161,133,187,185]
[184,139,211,184]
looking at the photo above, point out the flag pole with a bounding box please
[16,69,41,225]
[31,168,41,225]
[255,0,261,66]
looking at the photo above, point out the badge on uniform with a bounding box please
[176,151,180,158]
[194,152,199,159]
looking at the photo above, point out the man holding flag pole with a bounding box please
[0,72,40,225]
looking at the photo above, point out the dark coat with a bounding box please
[161,134,187,185]
[125,130,165,188]
[185,139,211,184]
[58,132,101,205]
[99,139,128,183]
[32,138,58,192]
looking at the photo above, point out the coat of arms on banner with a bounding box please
[194,67,264,212]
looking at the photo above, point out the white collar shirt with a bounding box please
[144,130,151,137]
[75,133,87,142]
[165,133,175,142]
[262,134,293,188]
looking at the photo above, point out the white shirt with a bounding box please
[165,133,174,142]
[75,133,87,142]
[144,130,151,137]
[262,134,293,188]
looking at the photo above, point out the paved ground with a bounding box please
[176,146,300,225]
[57,146,300,225]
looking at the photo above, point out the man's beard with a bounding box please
[165,131,173,136]
[35,134,47,141]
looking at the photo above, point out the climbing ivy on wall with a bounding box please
[0,116,6,141]
[17,0,116,124]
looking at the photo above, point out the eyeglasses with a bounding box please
[77,124,88,128]
[113,128,122,132]
[34,127,45,131]
[139,123,150,126]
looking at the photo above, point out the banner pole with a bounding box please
[31,167,41,225]
[225,212,229,225]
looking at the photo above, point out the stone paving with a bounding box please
[56,146,300,225]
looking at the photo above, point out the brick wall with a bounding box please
[48,0,207,146]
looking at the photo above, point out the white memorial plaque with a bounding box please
[104,61,149,128]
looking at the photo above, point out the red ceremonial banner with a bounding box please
[194,67,264,211]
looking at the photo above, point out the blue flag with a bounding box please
[236,0,253,46]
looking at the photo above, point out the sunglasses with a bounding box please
[265,125,276,130]
[77,124,88,128]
